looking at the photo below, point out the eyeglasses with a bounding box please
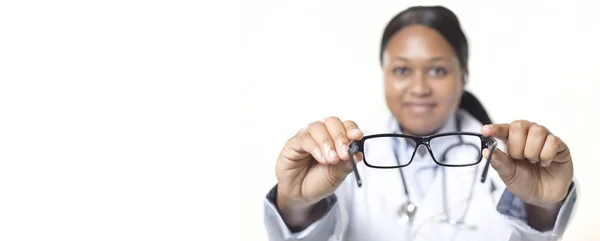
[348,132,497,187]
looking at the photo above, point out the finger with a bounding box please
[481,124,510,142]
[553,144,572,164]
[343,120,364,141]
[307,121,340,164]
[557,137,568,153]
[285,130,324,163]
[507,120,531,160]
[540,134,570,167]
[483,148,517,185]
[334,152,365,175]
[524,124,548,164]
[298,132,328,164]
[539,134,559,167]
[322,117,351,161]
[352,152,364,163]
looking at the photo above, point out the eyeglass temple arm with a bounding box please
[480,138,497,183]
[348,141,362,188]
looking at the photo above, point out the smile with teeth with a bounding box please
[405,103,436,112]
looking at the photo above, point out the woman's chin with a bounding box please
[399,118,444,136]
[395,109,445,135]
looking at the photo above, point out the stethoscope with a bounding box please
[393,114,480,233]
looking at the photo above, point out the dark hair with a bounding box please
[379,5,492,125]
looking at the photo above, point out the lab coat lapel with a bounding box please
[408,165,444,229]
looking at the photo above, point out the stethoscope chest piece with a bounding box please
[396,201,417,225]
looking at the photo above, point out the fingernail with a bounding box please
[350,129,362,136]
[314,148,325,162]
[328,149,338,161]
[314,148,324,162]
[340,144,349,154]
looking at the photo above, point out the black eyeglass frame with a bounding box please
[347,131,497,188]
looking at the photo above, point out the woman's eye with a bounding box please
[393,67,411,76]
[428,67,447,76]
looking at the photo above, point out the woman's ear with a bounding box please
[461,71,468,86]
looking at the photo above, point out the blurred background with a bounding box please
[241,0,600,240]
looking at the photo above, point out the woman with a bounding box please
[263,6,577,241]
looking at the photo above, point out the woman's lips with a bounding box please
[404,103,436,113]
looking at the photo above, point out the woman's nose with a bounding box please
[408,73,432,97]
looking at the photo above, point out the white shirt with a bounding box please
[263,109,578,241]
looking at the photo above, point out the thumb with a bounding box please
[483,148,517,184]
[332,152,363,179]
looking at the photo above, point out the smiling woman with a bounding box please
[262,5,578,241]
[380,6,471,136]
[382,24,464,135]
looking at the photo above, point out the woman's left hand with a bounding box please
[481,120,573,209]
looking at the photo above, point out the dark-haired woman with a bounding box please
[263,6,577,241]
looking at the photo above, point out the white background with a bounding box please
[1,0,240,240]
[0,0,598,241]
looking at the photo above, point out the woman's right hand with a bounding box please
[275,116,363,229]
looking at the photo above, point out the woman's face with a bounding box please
[383,25,464,136]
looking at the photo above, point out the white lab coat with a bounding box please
[263,109,578,241]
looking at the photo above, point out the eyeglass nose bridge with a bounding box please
[415,136,430,145]
[411,138,434,158]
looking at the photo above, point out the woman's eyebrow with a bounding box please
[394,56,449,62]
[429,56,450,62]
[395,56,410,62]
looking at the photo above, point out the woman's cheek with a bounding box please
[389,79,408,92]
